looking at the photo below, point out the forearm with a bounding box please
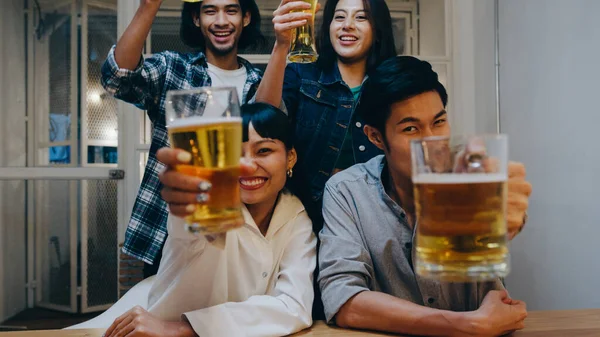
[255,42,289,107]
[174,321,197,337]
[115,1,161,70]
[336,291,479,337]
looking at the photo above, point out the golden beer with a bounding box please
[288,0,318,63]
[414,174,509,282]
[168,117,244,234]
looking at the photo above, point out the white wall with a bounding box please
[472,0,497,134]
[500,0,600,310]
[0,0,27,322]
[419,0,446,57]
[448,0,498,136]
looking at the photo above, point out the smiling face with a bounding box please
[329,0,374,64]
[240,123,297,207]
[195,0,250,56]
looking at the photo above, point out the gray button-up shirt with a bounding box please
[318,155,503,323]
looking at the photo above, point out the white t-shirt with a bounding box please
[207,62,247,103]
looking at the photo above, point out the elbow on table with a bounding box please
[334,303,360,329]
[297,305,314,329]
[280,308,313,336]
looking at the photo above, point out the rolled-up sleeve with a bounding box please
[318,182,374,323]
[101,45,167,113]
[183,211,317,337]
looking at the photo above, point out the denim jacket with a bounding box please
[282,62,382,227]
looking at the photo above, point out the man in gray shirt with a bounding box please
[318,56,532,336]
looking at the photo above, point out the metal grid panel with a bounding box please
[35,180,76,311]
[44,10,74,166]
[86,8,118,143]
[48,15,72,145]
[150,16,193,54]
[84,180,119,309]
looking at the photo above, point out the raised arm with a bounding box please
[115,0,162,70]
[101,0,168,114]
[255,0,312,108]
[318,184,527,337]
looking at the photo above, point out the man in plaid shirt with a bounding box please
[101,0,265,276]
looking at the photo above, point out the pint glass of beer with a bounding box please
[165,87,244,234]
[288,0,318,63]
[411,135,509,282]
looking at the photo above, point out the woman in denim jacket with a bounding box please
[255,0,397,227]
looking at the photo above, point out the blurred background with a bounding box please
[0,0,598,330]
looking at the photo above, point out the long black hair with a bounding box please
[180,0,264,51]
[241,103,294,150]
[317,0,397,72]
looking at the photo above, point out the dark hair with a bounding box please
[242,103,294,150]
[359,56,448,133]
[180,0,264,50]
[317,0,397,72]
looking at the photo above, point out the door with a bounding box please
[0,0,124,314]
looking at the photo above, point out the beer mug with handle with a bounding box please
[288,0,319,63]
[165,87,244,234]
[411,135,509,282]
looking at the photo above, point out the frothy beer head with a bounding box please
[167,116,242,130]
[168,117,242,170]
[412,172,507,185]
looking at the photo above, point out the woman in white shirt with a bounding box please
[77,103,317,337]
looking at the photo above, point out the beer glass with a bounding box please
[165,87,244,234]
[288,0,318,63]
[411,135,509,282]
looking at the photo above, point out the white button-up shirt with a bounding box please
[147,191,317,337]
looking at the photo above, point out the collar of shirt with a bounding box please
[318,61,369,88]
[150,189,316,335]
[189,51,263,85]
[242,190,306,241]
[361,155,411,226]
[318,61,343,85]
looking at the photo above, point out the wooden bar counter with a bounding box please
[1,309,599,336]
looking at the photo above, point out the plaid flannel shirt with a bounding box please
[102,46,263,264]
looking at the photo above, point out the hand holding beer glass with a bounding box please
[289,0,318,63]
[411,135,509,282]
[165,87,244,234]
[273,0,319,63]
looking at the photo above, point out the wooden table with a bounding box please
[1,309,599,336]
